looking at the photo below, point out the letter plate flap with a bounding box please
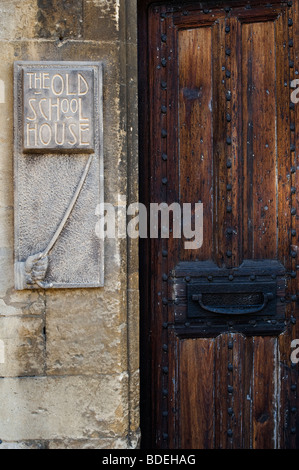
[188,281,278,319]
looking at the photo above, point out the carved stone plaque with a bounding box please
[14,62,104,289]
[23,66,95,152]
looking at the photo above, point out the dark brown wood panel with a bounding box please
[230,334,246,448]
[139,0,299,450]
[178,337,215,449]
[212,18,229,267]
[252,337,278,448]
[230,17,243,267]
[276,8,292,270]
[215,333,231,448]
[242,20,277,260]
[279,329,296,448]
[294,0,299,448]
[179,26,214,261]
[147,4,169,448]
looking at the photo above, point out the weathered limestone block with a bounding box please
[48,437,132,449]
[0,374,129,440]
[0,299,23,317]
[129,369,140,434]
[0,290,46,316]
[36,0,83,40]
[0,252,14,298]
[0,208,13,249]
[127,289,140,372]
[45,289,128,375]
[0,173,13,210]
[83,0,120,41]
[0,45,14,214]
[0,441,46,449]
[0,316,45,377]
[0,1,38,40]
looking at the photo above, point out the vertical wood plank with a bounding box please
[278,329,296,449]
[242,21,277,260]
[178,27,213,262]
[144,1,296,451]
[179,338,215,449]
[148,4,168,448]
[230,17,243,267]
[276,8,292,271]
[275,0,299,450]
[243,337,254,449]
[230,334,246,448]
[212,18,228,267]
[292,0,299,450]
[167,12,181,284]
[215,334,230,449]
[252,337,278,449]
[215,333,246,449]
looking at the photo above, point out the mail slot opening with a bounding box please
[202,292,264,308]
[187,276,279,319]
[191,290,275,316]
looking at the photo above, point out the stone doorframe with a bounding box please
[0,0,140,449]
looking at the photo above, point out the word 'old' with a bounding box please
[23,68,95,152]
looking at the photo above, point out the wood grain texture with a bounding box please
[276,8,292,271]
[178,27,213,261]
[242,20,277,260]
[229,17,243,267]
[148,5,168,448]
[179,338,215,449]
[230,334,246,448]
[293,0,299,449]
[212,18,228,267]
[141,0,299,450]
[252,337,278,448]
[215,333,231,448]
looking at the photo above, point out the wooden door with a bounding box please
[139,0,299,449]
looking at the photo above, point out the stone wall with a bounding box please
[0,0,139,449]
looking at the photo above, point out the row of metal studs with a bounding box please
[160,6,169,448]
[225,7,233,268]
[288,0,298,440]
[157,1,298,447]
[227,334,234,443]
[224,8,235,444]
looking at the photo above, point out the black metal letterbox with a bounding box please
[174,260,287,336]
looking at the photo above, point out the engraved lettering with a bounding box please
[66,74,76,96]
[68,123,77,145]
[27,98,37,121]
[61,98,69,114]
[39,98,49,120]
[54,122,66,145]
[79,123,90,145]
[51,74,64,96]
[79,98,88,122]
[49,98,60,122]
[42,73,50,89]
[23,67,94,150]
[70,99,78,114]
[34,73,42,89]
[39,123,51,145]
[26,123,38,147]
[78,73,89,96]
[16,61,103,291]
[27,73,34,89]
